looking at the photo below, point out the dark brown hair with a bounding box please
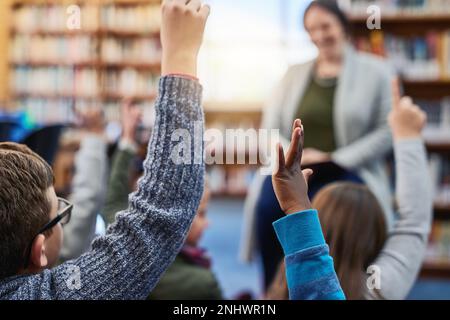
[0,142,54,280]
[304,0,350,35]
[313,182,387,299]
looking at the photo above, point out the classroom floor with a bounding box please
[202,198,450,300]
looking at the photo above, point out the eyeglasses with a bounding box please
[23,197,73,268]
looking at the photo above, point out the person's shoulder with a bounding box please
[281,60,315,84]
[287,60,315,74]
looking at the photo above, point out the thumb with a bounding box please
[302,169,313,183]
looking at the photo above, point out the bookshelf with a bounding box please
[345,0,450,278]
[4,0,162,124]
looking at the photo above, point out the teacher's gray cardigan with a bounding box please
[240,46,395,263]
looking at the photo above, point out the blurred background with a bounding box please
[0,0,449,299]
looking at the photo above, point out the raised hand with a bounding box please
[161,0,210,77]
[121,99,142,143]
[388,79,427,141]
[272,119,314,215]
[75,107,105,136]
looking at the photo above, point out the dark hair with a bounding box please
[0,142,54,279]
[303,0,350,34]
[313,182,387,299]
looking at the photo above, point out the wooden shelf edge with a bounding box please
[420,260,450,278]
[349,14,450,24]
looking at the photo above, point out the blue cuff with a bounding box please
[272,209,325,255]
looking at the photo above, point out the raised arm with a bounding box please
[272,120,345,300]
[102,101,142,226]
[366,80,432,300]
[20,0,210,300]
[60,109,109,262]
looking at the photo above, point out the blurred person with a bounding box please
[59,108,109,262]
[242,0,395,291]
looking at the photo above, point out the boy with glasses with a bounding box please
[0,0,210,299]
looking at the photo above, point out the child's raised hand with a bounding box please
[161,0,210,77]
[75,107,105,136]
[121,99,142,142]
[388,79,427,141]
[272,119,313,215]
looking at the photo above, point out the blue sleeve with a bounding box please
[273,209,345,300]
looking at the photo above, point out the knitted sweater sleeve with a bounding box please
[1,76,204,300]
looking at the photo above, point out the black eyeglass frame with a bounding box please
[23,197,73,268]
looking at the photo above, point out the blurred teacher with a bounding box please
[241,0,394,290]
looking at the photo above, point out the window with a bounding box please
[199,0,315,104]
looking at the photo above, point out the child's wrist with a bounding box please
[162,52,198,79]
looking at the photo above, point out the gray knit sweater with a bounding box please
[0,76,205,300]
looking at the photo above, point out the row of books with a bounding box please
[12,3,161,33]
[101,4,161,33]
[354,31,450,80]
[12,67,99,97]
[10,35,98,64]
[429,153,450,209]
[340,0,450,16]
[11,67,160,97]
[13,4,100,32]
[101,69,159,97]
[14,98,157,125]
[10,35,162,65]
[426,220,450,264]
[101,38,161,64]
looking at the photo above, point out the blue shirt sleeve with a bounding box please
[273,209,345,300]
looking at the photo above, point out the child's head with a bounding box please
[0,142,63,280]
[185,181,210,247]
[312,182,387,299]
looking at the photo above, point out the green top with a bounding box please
[148,255,223,300]
[295,75,337,153]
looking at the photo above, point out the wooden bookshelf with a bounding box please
[403,80,450,101]
[349,14,450,36]
[348,10,450,279]
[421,260,450,278]
[5,0,162,123]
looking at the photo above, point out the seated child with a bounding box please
[149,182,223,300]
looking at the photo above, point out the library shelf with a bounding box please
[403,80,450,100]
[349,14,450,25]
[101,62,161,71]
[10,61,100,68]
[434,204,450,220]
[421,260,450,279]
[426,141,450,155]
[102,92,157,101]
[12,92,100,100]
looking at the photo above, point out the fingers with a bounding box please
[199,4,210,18]
[285,119,304,168]
[399,96,413,108]
[285,127,301,168]
[276,143,286,173]
[187,0,202,11]
[302,169,313,183]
